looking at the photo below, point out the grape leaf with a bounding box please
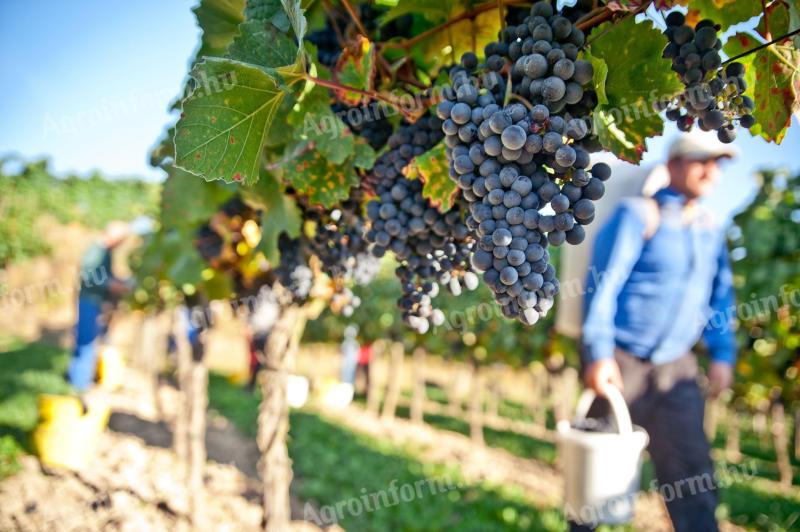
[334,36,376,105]
[586,17,684,163]
[725,33,799,143]
[681,0,762,29]
[243,0,290,32]
[352,139,376,169]
[174,58,298,184]
[192,0,246,61]
[282,145,362,208]
[280,0,306,41]
[421,6,502,72]
[757,0,791,39]
[287,86,354,164]
[227,19,298,69]
[160,165,234,231]
[404,141,459,211]
[789,0,800,49]
[245,172,302,264]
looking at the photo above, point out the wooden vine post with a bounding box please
[172,304,208,527]
[410,347,427,425]
[468,359,485,446]
[381,341,405,421]
[770,402,793,489]
[725,404,742,463]
[366,339,385,416]
[257,287,308,532]
[794,407,800,461]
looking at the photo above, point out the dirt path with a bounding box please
[0,369,330,532]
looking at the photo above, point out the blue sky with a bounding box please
[0,1,199,180]
[0,1,798,221]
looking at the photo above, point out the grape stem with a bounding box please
[583,1,652,46]
[722,27,800,66]
[339,0,368,37]
[302,74,423,118]
[508,93,535,111]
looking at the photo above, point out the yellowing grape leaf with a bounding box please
[681,0,762,29]
[404,141,459,211]
[725,33,799,143]
[281,138,375,208]
[334,35,376,106]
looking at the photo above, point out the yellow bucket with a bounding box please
[32,394,111,471]
[96,345,125,390]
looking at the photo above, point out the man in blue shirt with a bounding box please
[67,221,130,391]
[581,133,738,532]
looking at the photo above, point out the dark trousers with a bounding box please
[572,350,718,532]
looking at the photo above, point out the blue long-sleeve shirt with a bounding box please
[582,187,737,366]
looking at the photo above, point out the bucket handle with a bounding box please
[572,385,633,435]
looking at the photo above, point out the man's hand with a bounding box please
[584,358,623,396]
[707,361,733,398]
[108,279,129,296]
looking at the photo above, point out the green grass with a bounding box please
[208,374,569,531]
[0,339,72,479]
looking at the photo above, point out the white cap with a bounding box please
[667,130,739,161]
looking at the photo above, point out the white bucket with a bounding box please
[557,386,649,526]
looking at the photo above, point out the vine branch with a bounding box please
[722,27,800,65]
[302,74,420,118]
[340,0,368,37]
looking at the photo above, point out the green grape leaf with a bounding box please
[192,0,246,61]
[201,269,236,301]
[280,0,306,41]
[156,230,207,287]
[757,0,791,39]
[227,19,298,69]
[174,58,298,184]
[282,145,361,208]
[683,0,762,30]
[586,17,684,163]
[160,165,234,231]
[287,86,354,164]
[352,138,376,169]
[333,36,376,105]
[248,173,302,264]
[789,0,800,49]
[725,33,799,143]
[404,141,458,211]
[586,53,609,106]
[243,0,290,32]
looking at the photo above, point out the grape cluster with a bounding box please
[661,11,754,143]
[364,116,479,333]
[274,233,314,303]
[332,102,394,150]
[305,194,381,288]
[437,0,612,325]
[193,197,258,271]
